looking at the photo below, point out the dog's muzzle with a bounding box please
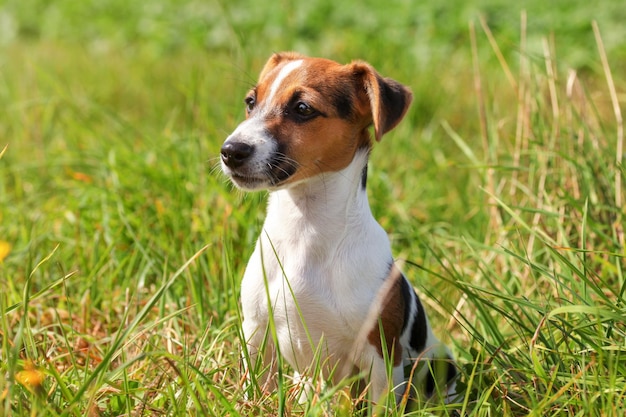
[220,130,297,190]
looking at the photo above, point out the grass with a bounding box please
[1,0,625,415]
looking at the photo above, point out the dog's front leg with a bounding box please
[242,319,278,396]
[358,347,405,406]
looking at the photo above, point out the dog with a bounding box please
[220,52,457,406]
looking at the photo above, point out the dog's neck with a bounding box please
[263,149,375,252]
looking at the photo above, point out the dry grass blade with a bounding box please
[592,21,625,250]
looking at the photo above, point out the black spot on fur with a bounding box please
[331,90,355,119]
[424,356,457,398]
[360,164,368,189]
[446,354,457,383]
[399,275,413,333]
[425,363,436,397]
[315,83,355,119]
[409,293,428,353]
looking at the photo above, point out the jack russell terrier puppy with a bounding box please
[220,52,458,405]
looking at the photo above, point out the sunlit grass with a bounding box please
[1,0,625,415]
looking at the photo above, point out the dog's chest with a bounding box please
[238,170,394,364]
[242,235,373,326]
[240,214,393,362]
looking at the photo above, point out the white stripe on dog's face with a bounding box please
[266,59,303,104]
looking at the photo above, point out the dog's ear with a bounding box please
[351,62,413,142]
[259,51,305,82]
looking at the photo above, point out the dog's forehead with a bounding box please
[258,57,347,100]
[262,56,344,83]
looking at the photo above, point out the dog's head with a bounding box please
[221,52,412,191]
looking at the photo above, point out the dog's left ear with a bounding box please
[351,62,413,142]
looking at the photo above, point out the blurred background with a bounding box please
[1,1,624,415]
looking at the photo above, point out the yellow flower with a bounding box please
[16,361,45,394]
[0,241,11,262]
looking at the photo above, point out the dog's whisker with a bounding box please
[208,163,224,176]
[273,153,300,168]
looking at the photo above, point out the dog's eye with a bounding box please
[295,102,316,118]
[245,96,256,113]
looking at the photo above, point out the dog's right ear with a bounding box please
[258,51,305,81]
[350,61,413,142]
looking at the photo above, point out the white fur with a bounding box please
[238,149,455,402]
[267,59,303,103]
[240,150,394,387]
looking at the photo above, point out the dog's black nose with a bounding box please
[221,141,254,169]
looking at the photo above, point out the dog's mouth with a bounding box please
[228,172,266,190]
[226,161,297,191]
[225,155,298,191]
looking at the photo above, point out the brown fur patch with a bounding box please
[267,113,368,182]
[367,266,406,366]
[248,53,412,186]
